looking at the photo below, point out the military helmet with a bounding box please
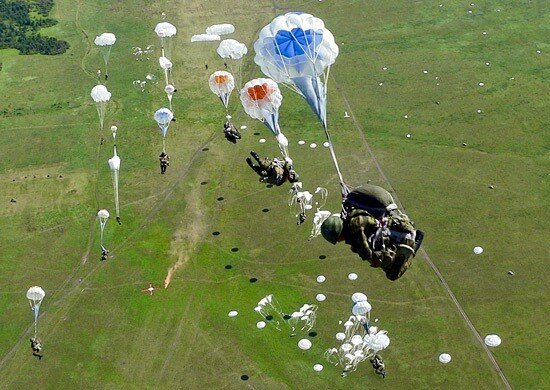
[343,184,397,218]
[321,216,344,244]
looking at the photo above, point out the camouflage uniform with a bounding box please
[370,354,386,378]
[223,121,241,144]
[344,209,416,281]
[344,209,382,266]
[385,214,416,280]
[246,152,296,186]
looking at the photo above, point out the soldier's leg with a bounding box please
[246,157,256,169]
[250,151,261,163]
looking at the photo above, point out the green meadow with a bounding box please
[0,0,548,388]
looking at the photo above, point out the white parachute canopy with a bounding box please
[27,286,45,338]
[217,39,248,60]
[254,13,337,126]
[94,32,116,47]
[90,85,111,130]
[254,12,346,191]
[155,22,177,38]
[351,292,368,303]
[97,209,110,246]
[159,56,173,86]
[165,84,175,96]
[352,300,372,316]
[155,21,176,57]
[206,24,235,36]
[108,151,120,171]
[217,39,248,87]
[165,84,176,110]
[240,78,289,158]
[191,34,220,42]
[240,78,282,131]
[159,56,173,70]
[94,33,116,75]
[364,331,390,352]
[154,108,174,152]
[90,85,111,102]
[209,71,235,110]
[108,149,121,219]
[110,125,118,141]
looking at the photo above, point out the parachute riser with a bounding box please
[111,170,120,218]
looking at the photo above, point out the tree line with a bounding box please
[0,0,69,55]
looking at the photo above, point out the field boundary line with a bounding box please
[332,77,512,390]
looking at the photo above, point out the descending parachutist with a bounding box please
[30,337,43,360]
[370,354,386,378]
[159,152,170,174]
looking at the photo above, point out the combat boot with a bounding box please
[385,244,414,281]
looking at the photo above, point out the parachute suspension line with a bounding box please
[33,306,39,338]
[112,170,119,218]
[101,46,111,79]
[315,70,349,199]
[164,69,169,87]
[100,222,105,246]
[162,138,166,154]
[322,122,348,198]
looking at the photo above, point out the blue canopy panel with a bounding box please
[274,28,323,59]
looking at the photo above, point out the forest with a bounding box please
[0,0,69,55]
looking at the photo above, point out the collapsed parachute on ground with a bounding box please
[206,24,235,36]
[254,294,285,331]
[240,78,289,158]
[27,286,45,339]
[90,85,111,130]
[439,353,452,364]
[94,33,116,78]
[191,34,221,42]
[153,107,174,153]
[484,334,501,347]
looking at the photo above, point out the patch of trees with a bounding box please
[0,0,69,55]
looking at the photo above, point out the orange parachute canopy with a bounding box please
[247,84,270,101]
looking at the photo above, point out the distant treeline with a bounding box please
[0,0,69,55]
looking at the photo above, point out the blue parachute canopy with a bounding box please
[274,28,323,58]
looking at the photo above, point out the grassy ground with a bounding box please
[0,0,548,388]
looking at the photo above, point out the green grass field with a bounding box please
[0,0,548,388]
